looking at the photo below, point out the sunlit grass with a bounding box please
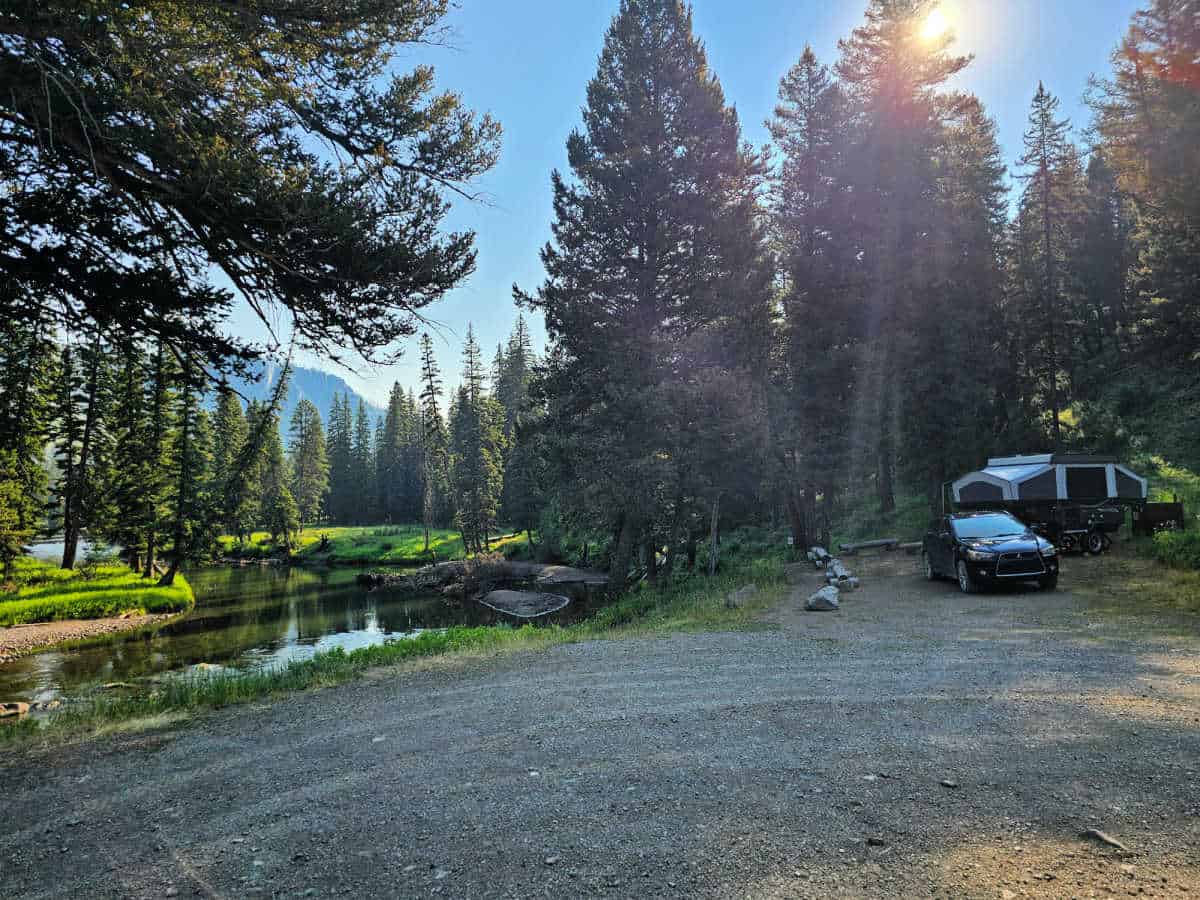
[1069,553,1200,618]
[217,525,529,565]
[0,558,193,626]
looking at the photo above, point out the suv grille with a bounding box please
[996,552,1045,577]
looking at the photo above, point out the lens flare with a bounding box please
[921,7,950,41]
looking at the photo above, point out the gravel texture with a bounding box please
[1,555,1198,899]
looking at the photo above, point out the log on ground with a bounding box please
[479,590,571,619]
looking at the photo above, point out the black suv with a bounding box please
[922,511,1059,594]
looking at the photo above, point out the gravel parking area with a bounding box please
[2,554,1198,898]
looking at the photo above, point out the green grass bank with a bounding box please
[0,558,194,627]
[219,525,530,566]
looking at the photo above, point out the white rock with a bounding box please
[805,586,840,611]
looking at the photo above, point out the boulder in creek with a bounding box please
[805,586,840,612]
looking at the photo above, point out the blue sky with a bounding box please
[249,0,1142,405]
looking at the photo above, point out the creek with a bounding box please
[0,564,595,705]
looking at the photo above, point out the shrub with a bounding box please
[1152,529,1200,570]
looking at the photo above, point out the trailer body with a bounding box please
[951,454,1147,552]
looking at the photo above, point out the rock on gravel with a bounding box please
[805,585,840,611]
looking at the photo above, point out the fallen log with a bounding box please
[838,538,900,555]
[808,546,833,569]
[826,558,851,582]
[899,541,922,556]
[358,560,609,593]
[479,590,571,619]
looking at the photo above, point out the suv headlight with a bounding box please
[965,548,996,561]
[1037,541,1057,556]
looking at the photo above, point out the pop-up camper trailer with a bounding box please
[951,454,1147,553]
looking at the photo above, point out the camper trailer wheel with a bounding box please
[1085,530,1106,555]
[956,560,978,594]
[922,551,936,581]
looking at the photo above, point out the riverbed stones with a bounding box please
[805,586,840,611]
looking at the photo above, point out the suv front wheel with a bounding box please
[956,559,978,594]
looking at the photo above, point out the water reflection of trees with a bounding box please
[1,566,602,701]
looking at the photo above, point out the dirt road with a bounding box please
[2,556,1198,898]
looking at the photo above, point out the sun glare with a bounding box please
[921,6,950,41]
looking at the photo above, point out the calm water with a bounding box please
[0,565,593,705]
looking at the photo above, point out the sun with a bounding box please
[921,6,950,41]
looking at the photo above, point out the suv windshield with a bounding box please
[952,514,1027,540]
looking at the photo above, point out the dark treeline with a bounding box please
[0,318,539,576]
[513,0,1200,580]
[322,318,540,555]
[2,1,1197,592]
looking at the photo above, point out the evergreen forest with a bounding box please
[2,0,1199,585]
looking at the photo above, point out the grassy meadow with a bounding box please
[0,558,194,627]
[218,524,530,565]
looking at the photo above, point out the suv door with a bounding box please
[935,517,956,573]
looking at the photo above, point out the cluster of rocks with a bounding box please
[358,560,610,620]
[802,546,860,611]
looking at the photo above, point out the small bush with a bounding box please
[1152,529,1200,570]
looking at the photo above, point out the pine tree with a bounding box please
[418,333,451,548]
[141,341,176,577]
[0,319,54,542]
[767,44,855,546]
[1014,83,1083,447]
[0,450,37,582]
[518,0,772,583]
[833,0,973,513]
[449,326,506,553]
[352,398,376,523]
[50,344,83,568]
[289,399,330,529]
[325,393,355,524]
[260,413,300,547]
[160,351,210,585]
[103,338,150,568]
[212,385,253,540]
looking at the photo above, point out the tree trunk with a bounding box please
[608,513,635,589]
[63,338,104,571]
[707,496,720,577]
[144,537,157,579]
[644,536,658,583]
[686,536,697,571]
[785,489,808,552]
[61,520,79,571]
[158,560,179,587]
[877,413,895,515]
